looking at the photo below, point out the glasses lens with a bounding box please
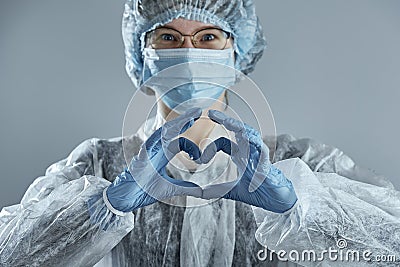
[193,28,229,49]
[150,28,182,49]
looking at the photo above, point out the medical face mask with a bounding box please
[142,48,236,113]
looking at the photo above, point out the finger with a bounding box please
[208,110,245,133]
[157,171,203,198]
[208,110,269,173]
[144,127,163,152]
[207,110,251,150]
[246,127,264,149]
[248,144,271,193]
[244,123,261,139]
[201,137,238,164]
[164,137,201,162]
[145,108,202,160]
[137,145,152,162]
[248,170,268,193]
[137,133,162,162]
[179,137,201,161]
[129,159,203,200]
[169,178,202,196]
[162,107,202,141]
[139,139,200,186]
[202,181,238,199]
[208,110,264,148]
[200,142,218,164]
[257,144,271,172]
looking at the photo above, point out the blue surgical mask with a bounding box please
[142,48,236,113]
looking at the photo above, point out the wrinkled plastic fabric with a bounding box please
[1,116,399,266]
[258,135,400,266]
[122,0,267,91]
[0,137,138,266]
[254,158,400,266]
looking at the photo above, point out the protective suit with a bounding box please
[1,114,399,266]
[1,0,399,266]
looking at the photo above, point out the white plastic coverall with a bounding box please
[0,115,399,266]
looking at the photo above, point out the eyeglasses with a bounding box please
[147,27,232,50]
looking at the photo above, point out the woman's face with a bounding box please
[145,18,234,121]
[146,18,233,49]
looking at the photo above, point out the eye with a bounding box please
[201,34,216,42]
[161,34,176,41]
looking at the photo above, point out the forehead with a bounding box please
[162,18,218,32]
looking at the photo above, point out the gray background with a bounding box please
[0,0,399,208]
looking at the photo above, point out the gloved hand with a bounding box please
[104,108,204,215]
[200,110,298,213]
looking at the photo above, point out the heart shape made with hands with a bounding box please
[140,107,269,201]
[112,107,296,214]
[151,110,298,214]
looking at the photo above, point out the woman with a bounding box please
[0,0,399,266]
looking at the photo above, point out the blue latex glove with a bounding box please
[104,108,203,214]
[200,110,298,213]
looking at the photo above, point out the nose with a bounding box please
[181,36,196,48]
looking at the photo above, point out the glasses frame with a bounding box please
[147,26,232,50]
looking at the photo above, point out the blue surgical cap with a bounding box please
[122,0,267,92]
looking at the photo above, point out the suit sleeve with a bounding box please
[252,157,400,266]
[0,138,135,267]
